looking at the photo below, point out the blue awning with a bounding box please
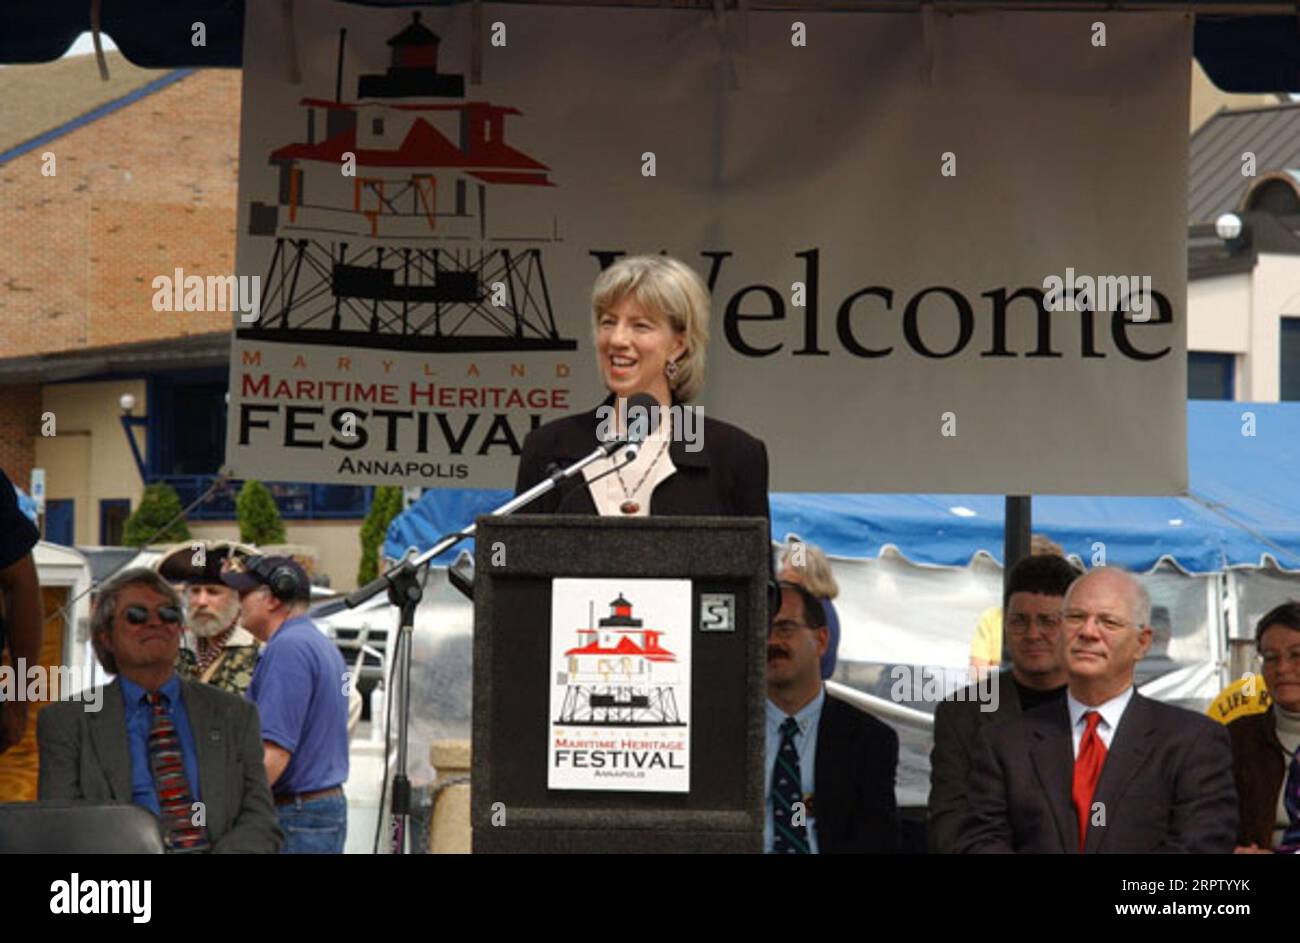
[1,2,1297,92]
[384,402,1300,574]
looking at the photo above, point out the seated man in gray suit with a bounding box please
[38,568,281,853]
[957,566,1237,853]
[928,553,1080,853]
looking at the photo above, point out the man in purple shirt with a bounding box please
[222,555,350,854]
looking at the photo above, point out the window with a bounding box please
[1188,352,1234,400]
[100,499,130,546]
[372,117,385,136]
[1282,318,1300,401]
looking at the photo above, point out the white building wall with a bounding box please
[1187,254,1300,402]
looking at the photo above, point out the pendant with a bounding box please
[619,500,640,515]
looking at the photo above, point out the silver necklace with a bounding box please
[613,435,671,515]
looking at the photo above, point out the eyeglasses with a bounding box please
[122,604,182,626]
[769,619,811,637]
[1006,613,1062,635]
[1062,610,1134,632]
[1258,647,1300,671]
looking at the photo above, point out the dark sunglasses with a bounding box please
[122,604,182,626]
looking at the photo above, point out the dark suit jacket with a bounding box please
[514,399,770,520]
[1227,708,1287,848]
[956,691,1237,853]
[927,670,1021,854]
[813,694,901,853]
[38,677,282,853]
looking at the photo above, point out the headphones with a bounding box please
[250,555,307,602]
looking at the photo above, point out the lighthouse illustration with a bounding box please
[556,594,684,726]
[239,12,575,353]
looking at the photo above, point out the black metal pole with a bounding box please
[1002,495,1032,664]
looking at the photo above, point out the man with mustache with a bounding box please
[765,581,899,853]
[157,542,261,697]
[957,567,1237,853]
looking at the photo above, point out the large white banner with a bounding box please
[227,3,1190,494]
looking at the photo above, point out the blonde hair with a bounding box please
[779,538,839,600]
[591,255,710,402]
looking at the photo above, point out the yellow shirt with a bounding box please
[970,606,1002,665]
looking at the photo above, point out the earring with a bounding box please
[665,359,680,381]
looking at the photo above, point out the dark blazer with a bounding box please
[37,677,282,853]
[927,670,1022,854]
[956,691,1237,853]
[514,399,770,520]
[1227,708,1287,848]
[813,693,901,853]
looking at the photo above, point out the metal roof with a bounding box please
[0,332,231,384]
[1189,101,1300,224]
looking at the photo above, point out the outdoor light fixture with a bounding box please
[118,393,147,483]
[1215,213,1243,241]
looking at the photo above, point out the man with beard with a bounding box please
[157,542,261,697]
[765,581,899,853]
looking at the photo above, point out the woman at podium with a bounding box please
[515,254,770,520]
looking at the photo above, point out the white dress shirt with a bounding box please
[1066,685,1135,758]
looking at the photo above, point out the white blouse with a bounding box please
[582,408,676,516]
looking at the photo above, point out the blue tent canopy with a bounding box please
[1,2,1297,93]
[385,401,1300,574]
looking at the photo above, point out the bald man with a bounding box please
[956,567,1237,853]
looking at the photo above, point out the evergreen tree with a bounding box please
[236,479,287,545]
[358,486,405,586]
[122,483,192,547]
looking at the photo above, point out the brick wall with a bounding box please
[0,68,242,358]
[0,384,43,488]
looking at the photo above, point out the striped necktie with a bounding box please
[146,691,211,853]
[771,717,810,854]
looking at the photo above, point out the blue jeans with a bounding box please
[277,792,347,854]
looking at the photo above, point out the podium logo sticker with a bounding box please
[699,594,736,632]
[548,579,693,792]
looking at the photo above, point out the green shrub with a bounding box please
[358,486,405,586]
[122,483,192,547]
[236,479,287,545]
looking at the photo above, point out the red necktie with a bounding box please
[1071,711,1107,853]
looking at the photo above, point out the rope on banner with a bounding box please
[711,0,740,90]
[471,0,484,86]
[89,0,109,81]
[919,1,936,88]
[281,0,303,85]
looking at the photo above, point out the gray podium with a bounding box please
[471,515,769,853]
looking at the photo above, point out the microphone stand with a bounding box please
[343,437,632,854]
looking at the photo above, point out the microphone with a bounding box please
[555,392,659,513]
[619,392,658,462]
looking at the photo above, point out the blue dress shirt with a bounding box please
[764,686,825,853]
[119,675,202,816]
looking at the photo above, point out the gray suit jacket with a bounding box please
[927,670,1021,854]
[37,677,282,853]
[956,691,1237,853]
